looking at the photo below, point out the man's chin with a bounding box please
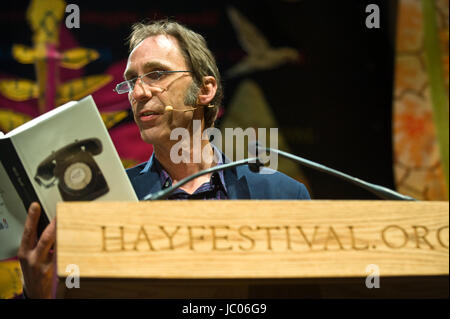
[140,129,168,146]
[140,131,157,145]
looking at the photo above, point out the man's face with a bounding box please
[124,35,199,146]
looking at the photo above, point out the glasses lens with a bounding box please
[142,71,163,86]
[115,81,132,94]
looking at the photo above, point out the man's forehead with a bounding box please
[153,34,176,50]
[125,34,184,77]
[129,34,181,61]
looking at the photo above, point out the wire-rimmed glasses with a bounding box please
[113,70,192,94]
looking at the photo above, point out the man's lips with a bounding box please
[138,109,163,122]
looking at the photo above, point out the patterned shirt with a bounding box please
[152,149,228,200]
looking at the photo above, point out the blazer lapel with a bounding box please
[224,166,251,199]
[220,150,252,199]
[134,154,163,200]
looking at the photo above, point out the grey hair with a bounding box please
[128,19,223,127]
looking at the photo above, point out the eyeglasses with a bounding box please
[114,70,192,94]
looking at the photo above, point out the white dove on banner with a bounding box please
[225,6,301,79]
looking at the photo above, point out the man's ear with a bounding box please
[197,76,217,105]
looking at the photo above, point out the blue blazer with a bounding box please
[126,155,311,200]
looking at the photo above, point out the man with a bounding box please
[18,19,310,298]
[124,20,310,200]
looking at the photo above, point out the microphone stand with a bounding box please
[257,145,416,201]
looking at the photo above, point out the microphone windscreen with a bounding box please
[165,105,174,112]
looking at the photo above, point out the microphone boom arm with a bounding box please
[262,147,415,201]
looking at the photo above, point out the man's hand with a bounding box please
[17,202,56,299]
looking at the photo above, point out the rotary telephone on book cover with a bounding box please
[34,138,109,201]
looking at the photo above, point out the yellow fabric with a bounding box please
[12,45,36,64]
[56,75,113,106]
[0,79,38,102]
[27,0,66,45]
[60,48,100,69]
[0,109,32,132]
[0,260,23,299]
[101,110,129,130]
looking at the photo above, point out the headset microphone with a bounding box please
[164,104,214,113]
[164,105,196,112]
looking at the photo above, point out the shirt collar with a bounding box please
[141,143,228,194]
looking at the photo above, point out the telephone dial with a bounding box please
[34,138,109,201]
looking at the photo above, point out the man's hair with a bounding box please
[128,19,223,128]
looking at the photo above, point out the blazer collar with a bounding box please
[138,149,252,199]
[221,153,252,199]
[137,153,163,195]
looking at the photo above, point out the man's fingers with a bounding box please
[35,218,56,261]
[19,202,41,253]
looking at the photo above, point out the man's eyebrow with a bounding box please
[142,61,171,71]
[123,61,172,80]
[123,70,136,81]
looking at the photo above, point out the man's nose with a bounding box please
[131,79,152,101]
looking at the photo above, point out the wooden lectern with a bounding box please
[56,201,449,298]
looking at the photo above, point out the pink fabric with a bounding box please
[108,121,153,164]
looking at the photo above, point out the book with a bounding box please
[0,95,138,260]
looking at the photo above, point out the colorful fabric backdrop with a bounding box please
[393,0,448,200]
[0,0,448,298]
